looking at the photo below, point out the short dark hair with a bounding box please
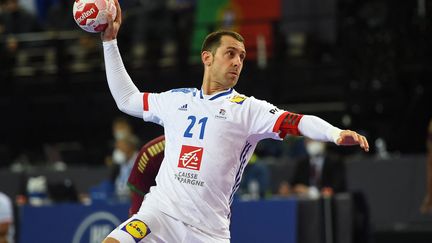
[201,30,244,55]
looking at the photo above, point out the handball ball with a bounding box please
[73,0,117,33]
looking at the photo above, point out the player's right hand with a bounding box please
[101,0,122,42]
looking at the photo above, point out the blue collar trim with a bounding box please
[199,88,234,100]
[209,88,233,100]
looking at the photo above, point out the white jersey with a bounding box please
[102,39,342,240]
[141,88,286,238]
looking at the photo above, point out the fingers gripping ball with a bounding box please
[73,0,117,33]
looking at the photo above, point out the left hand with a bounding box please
[336,130,369,152]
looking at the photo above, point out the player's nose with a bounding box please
[233,55,242,67]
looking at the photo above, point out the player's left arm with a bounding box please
[277,112,369,152]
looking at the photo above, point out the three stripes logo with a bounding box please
[178,104,188,111]
[285,113,301,126]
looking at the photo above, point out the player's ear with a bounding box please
[201,51,212,66]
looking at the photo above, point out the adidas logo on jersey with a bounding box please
[178,104,188,111]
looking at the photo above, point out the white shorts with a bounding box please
[105,205,229,243]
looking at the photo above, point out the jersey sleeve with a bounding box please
[142,91,174,125]
[246,97,288,141]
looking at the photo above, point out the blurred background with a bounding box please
[0,0,431,242]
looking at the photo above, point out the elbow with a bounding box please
[116,101,139,117]
[112,92,142,117]
[116,103,129,114]
[114,96,132,113]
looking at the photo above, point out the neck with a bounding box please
[202,72,230,95]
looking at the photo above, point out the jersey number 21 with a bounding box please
[184,116,208,139]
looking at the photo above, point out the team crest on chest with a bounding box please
[215,108,227,120]
[178,145,203,170]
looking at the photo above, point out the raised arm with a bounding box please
[101,0,143,118]
[300,115,369,151]
[278,113,369,152]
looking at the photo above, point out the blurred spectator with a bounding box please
[105,117,135,167]
[290,138,346,197]
[25,175,49,206]
[90,117,139,202]
[0,0,42,34]
[240,153,270,199]
[112,116,134,141]
[0,191,14,243]
[421,118,432,213]
[111,134,139,201]
[276,180,291,197]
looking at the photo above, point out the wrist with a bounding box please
[326,127,342,144]
[103,39,117,46]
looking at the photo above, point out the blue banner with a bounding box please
[19,199,297,243]
[231,198,297,243]
[19,202,129,243]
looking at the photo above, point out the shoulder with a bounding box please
[153,88,198,97]
[150,88,197,103]
[228,91,272,105]
[226,90,249,105]
[249,95,275,106]
[169,88,198,96]
[228,92,277,113]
